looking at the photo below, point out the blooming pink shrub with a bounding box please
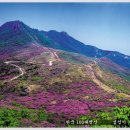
[0,80,127,120]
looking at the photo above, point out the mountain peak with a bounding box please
[48,30,58,33]
[1,20,23,26]
[8,20,23,23]
[0,20,25,32]
[60,31,68,36]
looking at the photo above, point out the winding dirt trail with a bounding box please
[4,61,25,82]
[48,49,61,66]
[86,62,130,99]
[3,51,60,81]
[86,63,115,93]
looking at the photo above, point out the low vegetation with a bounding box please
[67,106,130,128]
[0,107,52,127]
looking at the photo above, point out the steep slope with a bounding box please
[0,20,130,69]
[44,30,102,56]
[105,52,130,69]
[44,30,130,69]
[0,20,36,46]
[98,58,130,81]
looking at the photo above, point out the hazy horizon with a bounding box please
[0,3,130,55]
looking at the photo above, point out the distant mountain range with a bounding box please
[0,20,130,69]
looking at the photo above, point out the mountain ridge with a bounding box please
[0,20,130,69]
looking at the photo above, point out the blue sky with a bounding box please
[0,3,130,55]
